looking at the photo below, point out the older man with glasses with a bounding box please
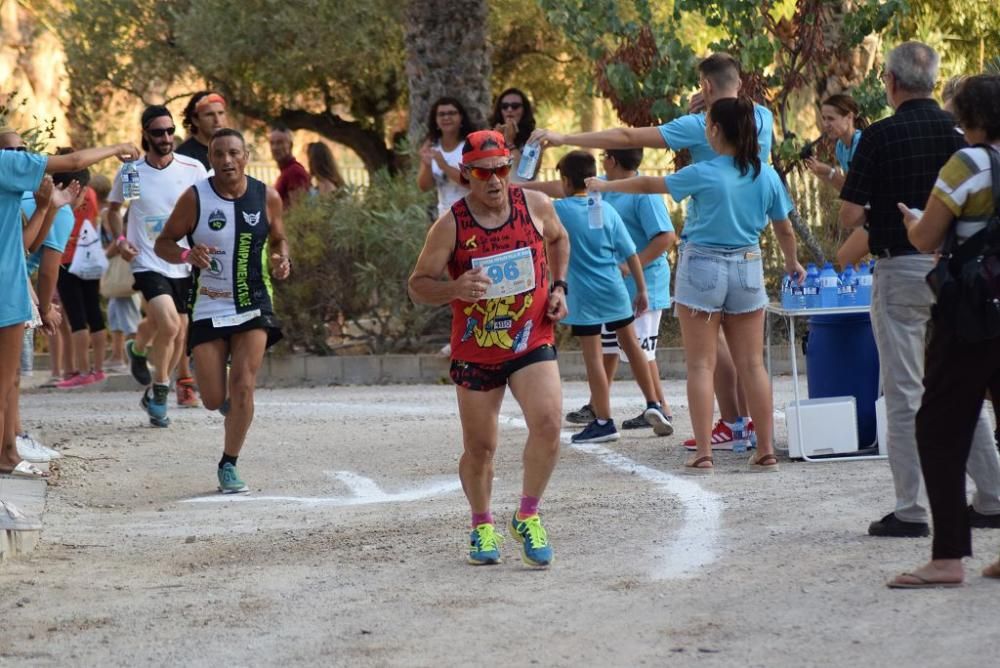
[408,130,569,568]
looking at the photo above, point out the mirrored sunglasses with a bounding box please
[465,163,512,181]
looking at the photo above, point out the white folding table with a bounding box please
[764,303,887,462]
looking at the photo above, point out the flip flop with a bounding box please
[0,460,51,479]
[684,455,714,475]
[749,453,779,473]
[0,500,42,531]
[887,572,963,589]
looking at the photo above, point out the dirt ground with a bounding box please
[1,379,998,667]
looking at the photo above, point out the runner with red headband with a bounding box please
[177,92,228,171]
[409,130,570,568]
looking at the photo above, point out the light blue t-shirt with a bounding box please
[554,196,637,326]
[658,103,775,229]
[602,186,674,310]
[657,104,774,166]
[21,192,74,275]
[0,151,46,327]
[665,156,792,249]
[835,129,862,172]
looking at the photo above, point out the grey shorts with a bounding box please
[674,243,768,315]
[108,295,141,334]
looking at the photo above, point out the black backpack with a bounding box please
[926,144,1000,342]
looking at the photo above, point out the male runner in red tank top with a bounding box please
[409,130,569,568]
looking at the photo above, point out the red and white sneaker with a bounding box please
[683,419,757,450]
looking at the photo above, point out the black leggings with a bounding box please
[57,265,105,333]
[916,311,1000,559]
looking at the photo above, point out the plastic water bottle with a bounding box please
[587,190,603,229]
[856,261,873,306]
[731,418,748,453]
[516,141,541,181]
[819,262,839,308]
[121,161,141,201]
[781,274,793,309]
[804,263,820,309]
[792,272,807,309]
[838,264,857,307]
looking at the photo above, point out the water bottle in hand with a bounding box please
[516,141,541,181]
[587,190,603,229]
[121,161,141,201]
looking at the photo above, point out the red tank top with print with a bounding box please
[447,186,554,364]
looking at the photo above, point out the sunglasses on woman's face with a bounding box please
[500,102,523,111]
[146,126,176,138]
[464,163,512,181]
[1,146,27,152]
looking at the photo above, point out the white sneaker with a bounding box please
[16,434,51,463]
[18,432,62,459]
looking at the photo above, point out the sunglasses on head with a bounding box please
[500,102,523,111]
[1,146,27,152]
[464,162,512,181]
[146,126,176,138]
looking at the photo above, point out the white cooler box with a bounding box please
[785,396,860,459]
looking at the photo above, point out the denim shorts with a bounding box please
[674,243,768,315]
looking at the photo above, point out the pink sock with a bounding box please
[471,511,493,528]
[517,495,540,519]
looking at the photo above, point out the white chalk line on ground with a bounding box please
[499,414,722,580]
[181,470,462,506]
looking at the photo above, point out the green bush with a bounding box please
[274,171,446,354]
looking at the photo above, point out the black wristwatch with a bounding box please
[550,279,568,296]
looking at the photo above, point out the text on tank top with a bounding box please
[189,177,273,324]
[447,186,554,363]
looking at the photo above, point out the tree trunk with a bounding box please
[404,0,492,147]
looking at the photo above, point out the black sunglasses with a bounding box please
[1,146,27,152]
[146,126,176,138]
[500,102,523,111]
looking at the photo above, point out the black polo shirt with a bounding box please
[840,98,965,255]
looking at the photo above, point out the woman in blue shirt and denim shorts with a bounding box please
[587,97,804,473]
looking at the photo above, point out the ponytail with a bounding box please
[708,96,761,178]
[822,93,867,130]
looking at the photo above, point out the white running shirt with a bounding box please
[110,154,208,278]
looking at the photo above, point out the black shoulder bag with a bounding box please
[926,144,1000,342]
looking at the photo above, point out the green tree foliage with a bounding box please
[55,0,406,171]
[275,173,440,354]
[894,0,1000,76]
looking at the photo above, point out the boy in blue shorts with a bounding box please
[553,151,670,443]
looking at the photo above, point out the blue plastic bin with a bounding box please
[806,314,880,447]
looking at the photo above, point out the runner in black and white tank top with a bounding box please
[189,176,274,325]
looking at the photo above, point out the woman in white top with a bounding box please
[417,96,474,216]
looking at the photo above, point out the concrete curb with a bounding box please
[26,347,806,390]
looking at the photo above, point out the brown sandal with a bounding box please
[749,453,779,473]
[684,455,714,474]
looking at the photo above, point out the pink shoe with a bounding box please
[90,370,107,383]
[56,373,87,389]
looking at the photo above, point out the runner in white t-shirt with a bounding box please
[108,106,208,427]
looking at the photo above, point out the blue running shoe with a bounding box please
[510,513,553,567]
[217,462,249,494]
[571,419,619,444]
[147,384,170,428]
[468,523,502,565]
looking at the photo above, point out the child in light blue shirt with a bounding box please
[552,151,672,444]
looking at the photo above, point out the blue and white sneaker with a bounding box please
[217,463,249,494]
[468,523,502,565]
[571,419,619,444]
[510,514,553,567]
[147,385,170,428]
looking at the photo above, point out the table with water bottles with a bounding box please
[766,259,887,462]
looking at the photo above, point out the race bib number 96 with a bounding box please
[471,247,535,299]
